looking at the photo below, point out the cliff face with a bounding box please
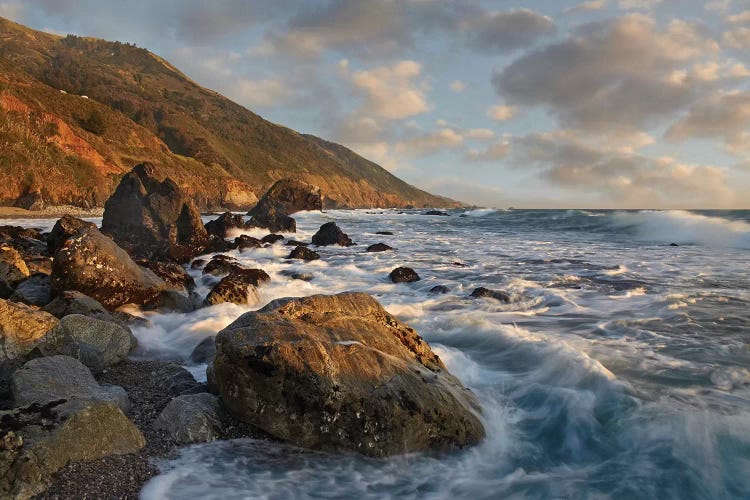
[0,17,458,210]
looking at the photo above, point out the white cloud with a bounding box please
[724,27,750,47]
[465,128,495,141]
[487,105,517,121]
[229,78,294,108]
[618,0,663,10]
[565,0,608,14]
[344,60,429,120]
[450,80,467,92]
[465,140,511,162]
[394,128,464,157]
[726,10,750,23]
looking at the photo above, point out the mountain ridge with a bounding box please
[0,17,459,210]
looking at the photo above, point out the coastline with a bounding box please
[0,206,104,219]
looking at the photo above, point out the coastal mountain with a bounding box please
[0,17,456,209]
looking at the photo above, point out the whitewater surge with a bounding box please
[5,209,749,499]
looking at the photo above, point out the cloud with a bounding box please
[618,0,663,9]
[395,128,464,157]
[342,59,429,120]
[419,177,507,207]
[0,2,23,21]
[450,80,467,92]
[724,26,750,47]
[465,128,495,141]
[466,9,555,51]
[666,90,750,153]
[493,15,719,135]
[726,10,750,23]
[228,78,294,108]
[510,131,735,207]
[487,105,517,121]
[565,0,608,14]
[465,140,511,162]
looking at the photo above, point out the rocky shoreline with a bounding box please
[1,163,486,498]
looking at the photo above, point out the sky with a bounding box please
[3,0,750,208]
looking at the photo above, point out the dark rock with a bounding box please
[470,287,511,303]
[190,259,206,270]
[0,399,145,499]
[101,163,209,262]
[204,269,269,306]
[284,239,308,246]
[311,222,355,247]
[146,290,197,313]
[203,235,238,253]
[154,393,224,444]
[366,243,393,252]
[204,212,246,238]
[0,226,43,242]
[202,257,243,276]
[213,293,484,457]
[261,234,284,244]
[286,245,320,261]
[42,291,115,323]
[9,273,51,306]
[375,231,394,235]
[14,189,45,211]
[190,337,216,364]
[50,226,169,310]
[389,267,420,283]
[47,216,97,255]
[669,242,679,247]
[424,210,449,216]
[452,261,468,267]
[11,355,130,411]
[429,285,449,294]
[46,314,135,367]
[234,234,264,250]
[280,271,313,281]
[137,260,194,291]
[247,179,322,233]
[148,363,200,396]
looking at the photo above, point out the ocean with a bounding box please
[6,209,750,499]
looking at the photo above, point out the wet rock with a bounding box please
[101,163,209,262]
[47,216,96,255]
[204,212,246,238]
[148,363,200,396]
[424,210,449,216]
[389,267,420,283]
[202,255,239,276]
[470,287,511,303]
[10,273,51,306]
[147,290,197,313]
[287,245,320,261]
[669,242,679,247]
[214,292,484,457]
[41,291,115,323]
[0,399,145,499]
[234,234,264,250]
[284,239,308,246]
[247,179,322,233]
[311,222,355,247]
[190,337,216,364]
[11,355,130,411]
[261,234,284,244]
[48,315,135,367]
[0,245,29,286]
[429,285,449,294]
[366,243,393,252]
[137,260,194,291]
[204,269,269,306]
[190,259,207,270]
[203,235,238,253]
[50,226,169,310]
[375,231,394,236]
[280,271,313,281]
[154,393,224,444]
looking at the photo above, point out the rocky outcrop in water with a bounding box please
[213,292,484,457]
[50,226,169,309]
[204,269,270,306]
[470,287,511,303]
[311,222,355,247]
[47,216,96,255]
[366,243,393,252]
[205,212,247,238]
[101,163,209,262]
[247,179,322,233]
[287,245,320,261]
[389,267,420,283]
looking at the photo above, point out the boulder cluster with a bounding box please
[0,163,482,497]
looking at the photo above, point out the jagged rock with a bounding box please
[429,285,449,294]
[204,235,238,253]
[190,336,216,364]
[311,222,355,247]
[470,287,511,303]
[137,260,194,291]
[42,291,115,322]
[9,273,51,306]
[48,314,135,367]
[11,355,130,411]
[154,393,224,444]
[284,240,308,246]
[101,163,209,262]
[234,234,264,250]
[0,245,29,286]
[190,259,207,270]
[366,243,393,252]
[202,256,242,276]
[261,234,284,244]
[0,299,59,363]
[205,212,246,238]
[47,216,97,255]
[204,269,269,306]
[286,245,320,261]
[247,179,322,232]
[147,290,197,313]
[389,267,420,283]
[214,293,484,457]
[0,399,145,499]
[14,189,45,211]
[50,226,169,310]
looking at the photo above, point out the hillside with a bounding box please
[0,17,457,209]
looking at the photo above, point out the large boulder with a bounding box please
[10,273,51,306]
[47,216,96,255]
[42,290,117,322]
[389,267,420,283]
[154,393,224,444]
[0,299,59,363]
[286,245,320,261]
[213,292,484,457]
[470,287,511,303]
[49,314,135,367]
[205,212,247,238]
[204,269,269,307]
[0,245,30,286]
[11,355,130,411]
[101,163,209,262]
[50,226,169,310]
[247,179,322,233]
[0,399,145,499]
[311,222,355,247]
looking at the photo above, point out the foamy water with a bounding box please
[5,209,749,499]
